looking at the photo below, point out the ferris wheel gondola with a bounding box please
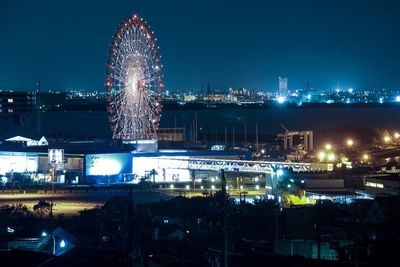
[105,14,163,140]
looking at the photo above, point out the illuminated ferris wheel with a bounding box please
[105,14,163,140]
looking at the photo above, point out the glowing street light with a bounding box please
[325,143,332,150]
[394,132,400,139]
[318,151,326,161]
[276,169,284,176]
[346,139,354,147]
[60,240,66,248]
[384,136,391,143]
[363,154,369,161]
[327,153,335,161]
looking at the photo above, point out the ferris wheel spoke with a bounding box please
[106,14,163,140]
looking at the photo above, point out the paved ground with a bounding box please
[0,188,267,216]
[0,190,173,216]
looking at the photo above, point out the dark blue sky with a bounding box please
[0,0,399,92]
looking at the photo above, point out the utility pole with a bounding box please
[127,185,136,260]
[36,81,42,133]
[244,121,247,148]
[192,119,195,142]
[215,127,218,145]
[224,126,227,147]
[174,115,177,129]
[195,112,198,143]
[220,169,228,267]
[256,123,259,153]
[232,127,235,147]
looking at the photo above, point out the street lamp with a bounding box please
[384,136,391,143]
[346,139,354,147]
[318,151,326,161]
[276,169,284,177]
[325,143,332,150]
[327,153,335,162]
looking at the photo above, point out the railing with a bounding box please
[153,157,311,173]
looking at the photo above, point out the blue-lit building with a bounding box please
[0,127,251,185]
[85,149,252,184]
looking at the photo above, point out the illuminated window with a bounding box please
[366,182,384,188]
[8,98,13,103]
[8,108,13,113]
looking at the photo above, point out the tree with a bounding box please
[149,169,158,184]
[33,200,51,217]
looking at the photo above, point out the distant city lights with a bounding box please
[276,96,286,104]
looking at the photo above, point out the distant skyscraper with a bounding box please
[279,77,288,97]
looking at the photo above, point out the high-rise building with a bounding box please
[0,91,36,114]
[279,77,288,97]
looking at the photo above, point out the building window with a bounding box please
[8,108,13,113]
[8,98,13,103]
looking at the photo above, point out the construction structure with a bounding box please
[278,126,314,151]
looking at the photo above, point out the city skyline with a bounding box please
[0,0,399,91]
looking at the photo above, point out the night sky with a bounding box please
[0,0,399,92]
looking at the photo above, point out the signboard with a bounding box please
[85,153,132,176]
[48,149,64,165]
